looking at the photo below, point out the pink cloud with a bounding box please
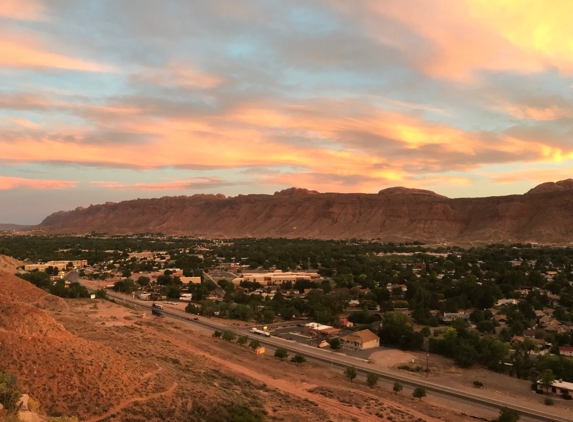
[0,32,113,72]
[90,178,229,191]
[0,176,78,190]
[328,0,573,79]
[136,62,224,89]
[0,0,46,21]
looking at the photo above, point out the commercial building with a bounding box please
[232,270,320,286]
[24,260,88,271]
[180,277,202,284]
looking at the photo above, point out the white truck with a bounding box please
[180,293,192,302]
[250,328,270,337]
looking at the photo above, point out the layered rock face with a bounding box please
[39,180,573,244]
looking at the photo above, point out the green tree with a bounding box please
[185,303,200,314]
[345,366,357,382]
[95,289,107,299]
[497,407,520,422]
[263,309,275,323]
[136,276,150,287]
[540,369,555,392]
[330,338,341,350]
[366,372,379,388]
[274,348,289,359]
[420,326,431,337]
[412,387,426,400]
[249,339,261,350]
[393,381,403,395]
[291,354,306,364]
[237,335,249,346]
[212,330,222,338]
[222,330,236,342]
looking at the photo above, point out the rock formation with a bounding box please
[38,180,573,244]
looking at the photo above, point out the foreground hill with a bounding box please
[39,180,573,244]
[0,254,23,273]
[0,272,148,419]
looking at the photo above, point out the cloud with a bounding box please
[0,175,78,190]
[0,0,46,21]
[0,32,113,72]
[136,62,224,89]
[327,0,573,80]
[90,177,232,191]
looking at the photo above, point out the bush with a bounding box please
[0,371,22,414]
[497,407,520,422]
[366,373,379,388]
[473,380,483,388]
[393,381,403,394]
[249,339,261,350]
[291,354,306,364]
[562,392,572,400]
[544,398,554,406]
[94,289,107,299]
[212,330,222,338]
[274,348,289,359]
[185,303,200,314]
[222,330,236,342]
[329,338,341,350]
[345,366,357,382]
[237,335,248,346]
[412,387,426,400]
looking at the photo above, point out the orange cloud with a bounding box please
[501,104,573,121]
[2,97,570,192]
[90,178,229,191]
[330,0,573,79]
[0,176,78,190]
[0,0,46,21]
[488,167,573,186]
[137,62,224,89]
[0,35,113,72]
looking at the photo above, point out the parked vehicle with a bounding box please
[250,328,270,337]
[151,303,163,310]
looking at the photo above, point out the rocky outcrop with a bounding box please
[38,181,573,244]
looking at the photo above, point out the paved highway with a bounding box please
[89,287,571,422]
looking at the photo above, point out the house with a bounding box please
[496,298,518,307]
[559,346,573,357]
[341,329,380,350]
[536,379,573,395]
[442,312,470,323]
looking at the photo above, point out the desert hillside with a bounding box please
[0,272,151,420]
[0,272,478,421]
[0,254,23,273]
[39,180,573,244]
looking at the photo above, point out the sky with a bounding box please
[2,0,573,224]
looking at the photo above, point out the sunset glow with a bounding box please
[2,1,573,223]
